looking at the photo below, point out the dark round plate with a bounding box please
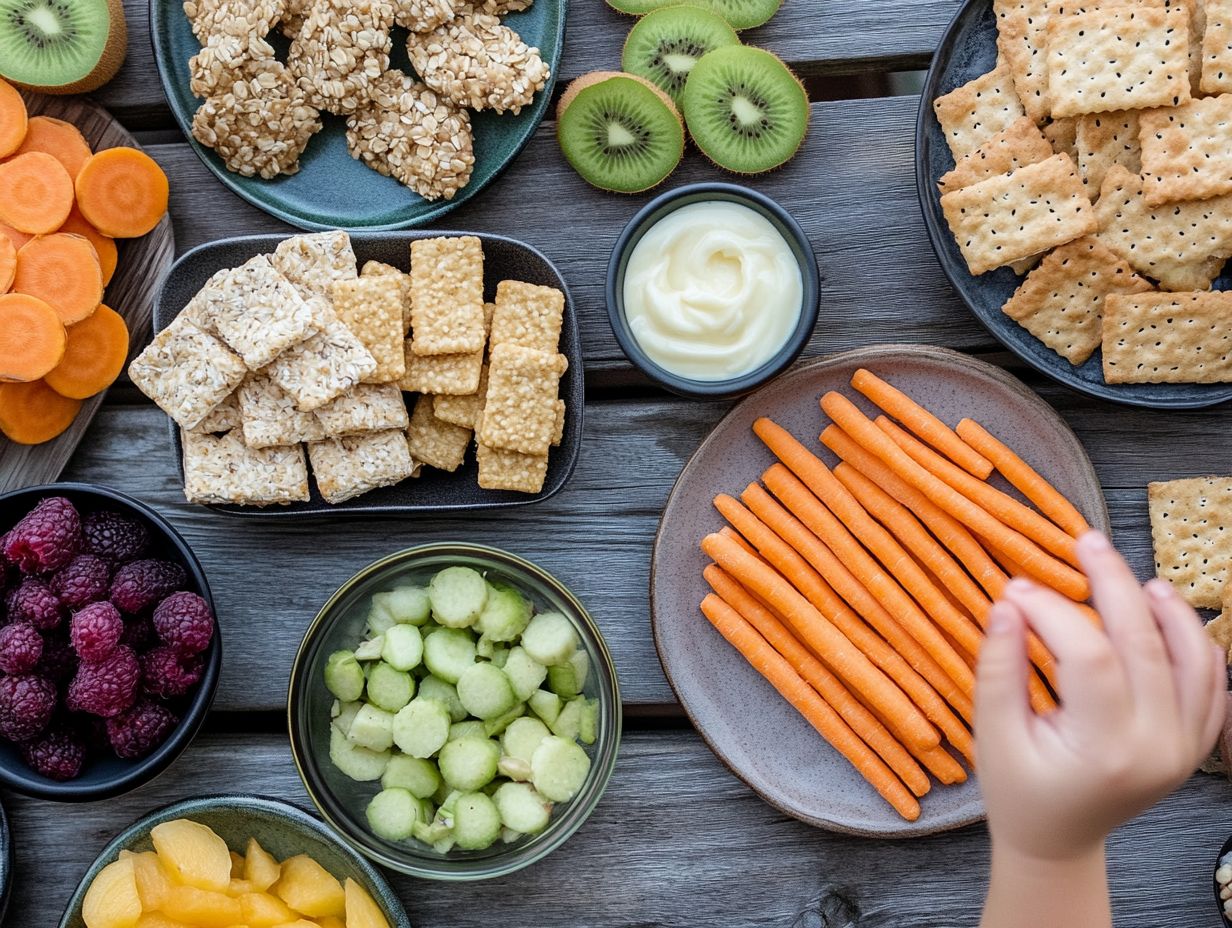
[915,0,1232,409]
[149,1,564,231]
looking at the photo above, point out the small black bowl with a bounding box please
[0,483,221,801]
[605,182,820,400]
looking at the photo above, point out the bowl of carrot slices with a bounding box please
[651,344,1109,836]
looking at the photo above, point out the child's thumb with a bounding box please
[976,600,1030,740]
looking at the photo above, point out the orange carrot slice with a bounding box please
[44,304,128,399]
[0,380,81,444]
[58,206,118,286]
[0,79,27,158]
[13,233,103,324]
[0,293,65,381]
[13,116,92,179]
[0,151,73,233]
[0,235,13,292]
[0,223,31,252]
[74,147,168,238]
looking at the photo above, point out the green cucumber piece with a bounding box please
[549,697,583,740]
[366,787,420,841]
[366,661,415,712]
[354,635,384,661]
[494,781,552,834]
[483,702,525,737]
[423,627,476,684]
[381,624,424,672]
[491,646,510,668]
[528,689,562,726]
[452,792,502,850]
[475,581,532,641]
[332,699,362,738]
[475,634,497,659]
[411,818,451,845]
[438,736,501,791]
[393,697,451,758]
[520,612,579,666]
[429,566,489,628]
[502,646,548,702]
[373,586,432,627]
[497,756,532,781]
[418,675,467,723]
[501,716,551,764]
[348,704,395,752]
[547,650,590,698]
[381,754,443,798]
[579,697,599,745]
[329,726,390,781]
[448,720,487,741]
[501,827,523,844]
[531,735,592,802]
[324,650,365,702]
[456,662,516,720]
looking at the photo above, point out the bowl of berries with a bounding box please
[0,483,220,800]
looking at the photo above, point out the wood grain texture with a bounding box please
[0,94,174,495]
[10,730,1232,928]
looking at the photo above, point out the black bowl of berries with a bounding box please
[0,483,220,800]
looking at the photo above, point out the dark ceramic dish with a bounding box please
[0,800,11,922]
[606,182,820,400]
[0,483,220,801]
[155,232,584,517]
[57,795,412,928]
[915,0,1232,409]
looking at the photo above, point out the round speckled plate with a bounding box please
[651,344,1110,837]
[149,0,564,231]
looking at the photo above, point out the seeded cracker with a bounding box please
[432,364,488,427]
[939,154,1097,275]
[1102,291,1232,383]
[237,373,327,448]
[409,236,485,355]
[308,429,417,503]
[1094,165,1232,290]
[1046,5,1190,118]
[488,280,565,353]
[186,390,241,434]
[479,343,568,455]
[273,231,358,305]
[938,116,1053,194]
[1148,475,1232,608]
[1002,237,1154,365]
[182,430,310,506]
[1203,0,1232,92]
[266,307,378,411]
[200,255,318,369]
[993,0,1051,124]
[406,395,472,471]
[361,260,414,335]
[1074,110,1146,195]
[331,275,406,383]
[932,60,1027,160]
[314,382,410,437]
[1043,117,1079,159]
[1140,95,1232,206]
[128,316,248,430]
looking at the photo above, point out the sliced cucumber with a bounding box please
[449,720,486,741]
[453,792,502,850]
[377,586,432,626]
[475,634,497,659]
[411,818,451,845]
[475,581,532,641]
[366,661,415,712]
[483,702,525,737]
[366,787,420,841]
[418,675,467,723]
[501,716,551,764]
[332,700,363,738]
[348,704,395,752]
[497,756,531,781]
[579,697,599,745]
[324,650,365,702]
[491,646,510,668]
[429,566,488,628]
[393,697,451,758]
[502,646,548,702]
[423,627,476,684]
[329,726,390,781]
[438,788,463,818]
[531,735,591,802]
[366,598,398,636]
[432,836,456,854]
[381,754,443,798]
[381,624,424,672]
[438,736,500,791]
[494,782,551,834]
[501,827,523,844]
[528,689,562,727]
[520,612,579,666]
[549,697,583,740]
[547,650,590,698]
[456,663,516,720]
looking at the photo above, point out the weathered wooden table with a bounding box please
[12,1,1232,924]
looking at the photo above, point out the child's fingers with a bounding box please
[1201,655,1230,756]
[975,600,1030,747]
[1146,579,1215,728]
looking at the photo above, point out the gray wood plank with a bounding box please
[10,729,1230,927]
[94,0,956,126]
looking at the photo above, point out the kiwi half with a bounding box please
[681,45,807,174]
[0,0,126,94]
[607,0,781,32]
[557,71,685,194]
[621,5,740,106]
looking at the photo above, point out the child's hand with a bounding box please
[976,531,1226,864]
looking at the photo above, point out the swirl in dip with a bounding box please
[622,200,803,382]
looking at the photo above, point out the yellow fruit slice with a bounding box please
[135,915,191,928]
[82,858,141,928]
[272,856,345,918]
[344,878,391,928]
[151,819,232,892]
[160,885,242,927]
[239,892,299,927]
[131,851,176,912]
[244,838,281,892]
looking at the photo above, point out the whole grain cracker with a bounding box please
[551,398,565,447]
[994,0,1052,124]
[431,364,488,427]
[393,0,455,30]
[409,236,485,355]
[1002,236,1154,364]
[1203,0,1232,92]
[478,343,567,455]
[182,430,310,506]
[266,306,378,411]
[475,0,532,14]
[1148,475,1232,608]
[186,390,241,434]
[188,34,278,99]
[1074,109,1144,194]
[933,60,1028,159]
[399,344,484,394]
[488,280,565,353]
[476,442,548,494]
[180,268,232,330]
[1102,290,1232,382]
[939,153,1098,275]
[405,395,472,471]
[331,275,406,383]
[202,255,318,370]
[273,231,358,304]
[361,260,414,335]
[1140,95,1232,206]
[1043,116,1079,159]
[308,429,417,503]
[287,0,395,115]
[183,0,284,41]
[314,382,410,436]
[238,373,327,448]
[938,116,1053,194]
[128,316,248,430]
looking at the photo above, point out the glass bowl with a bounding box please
[287,543,621,880]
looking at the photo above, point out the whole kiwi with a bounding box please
[0,0,127,94]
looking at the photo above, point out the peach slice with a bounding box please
[273,855,345,918]
[82,857,141,928]
[160,885,242,927]
[244,838,281,892]
[151,819,232,892]
[344,878,391,928]
[130,851,175,912]
[238,891,299,927]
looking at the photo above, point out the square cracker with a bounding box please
[314,382,410,437]
[994,0,1051,124]
[1002,236,1154,364]
[933,60,1028,159]
[1094,165,1232,291]
[238,373,327,448]
[186,390,241,434]
[1046,5,1191,118]
[128,315,248,430]
[431,364,489,428]
[200,255,317,370]
[1074,110,1144,194]
[939,153,1097,275]
[307,429,417,504]
[488,280,565,353]
[1205,609,1232,663]
[331,276,406,383]
[476,444,548,494]
[1043,116,1079,159]
[181,430,309,506]
[1140,95,1232,206]
[478,343,568,455]
[1202,0,1232,93]
[273,231,358,304]
[265,306,378,412]
[398,344,484,395]
[1102,290,1232,383]
[1148,475,1232,608]
[409,236,485,356]
[179,268,231,330]
[405,395,472,472]
[361,260,413,335]
[938,116,1053,194]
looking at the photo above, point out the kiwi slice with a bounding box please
[681,45,807,174]
[607,0,781,32]
[557,71,685,194]
[0,0,126,94]
[621,6,740,106]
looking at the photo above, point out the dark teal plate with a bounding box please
[149,0,565,231]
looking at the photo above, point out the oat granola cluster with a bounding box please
[183,0,549,199]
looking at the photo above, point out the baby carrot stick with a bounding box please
[704,566,933,797]
[986,540,1102,629]
[850,368,993,479]
[719,525,760,559]
[956,418,1091,539]
[700,593,922,821]
[701,531,940,753]
[820,392,1091,601]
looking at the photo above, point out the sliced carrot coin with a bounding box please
[44,304,129,399]
[0,151,73,234]
[0,292,65,382]
[0,236,13,292]
[13,116,92,179]
[58,206,118,286]
[74,147,169,238]
[0,79,27,159]
[0,380,81,444]
[0,223,31,252]
[13,233,103,324]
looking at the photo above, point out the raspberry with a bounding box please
[110,560,186,615]
[70,602,123,662]
[0,623,42,675]
[0,675,56,741]
[152,592,214,657]
[141,645,204,699]
[4,497,81,573]
[49,555,111,609]
[106,700,178,760]
[36,634,77,686]
[81,511,149,564]
[0,532,12,591]
[66,646,140,718]
[5,578,64,630]
[120,614,156,652]
[21,726,86,780]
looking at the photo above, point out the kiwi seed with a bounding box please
[621,5,740,106]
[606,0,782,32]
[0,0,126,94]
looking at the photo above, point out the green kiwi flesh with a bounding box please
[558,74,685,193]
[621,5,740,106]
[0,0,118,90]
[681,44,808,174]
[607,0,782,32]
